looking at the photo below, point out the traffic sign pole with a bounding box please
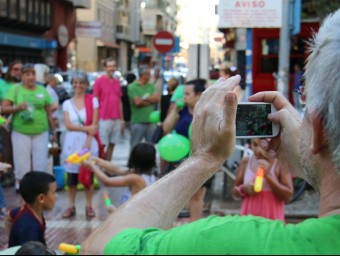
[153,31,175,96]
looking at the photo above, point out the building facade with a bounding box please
[139,0,178,67]
[0,0,90,71]
[75,0,118,72]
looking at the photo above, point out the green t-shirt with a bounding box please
[104,214,340,255]
[5,85,53,134]
[0,79,16,101]
[128,81,156,123]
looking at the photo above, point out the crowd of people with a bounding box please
[0,7,339,254]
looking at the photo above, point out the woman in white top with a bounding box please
[83,142,157,206]
[61,73,99,218]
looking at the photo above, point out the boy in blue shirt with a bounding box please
[5,171,57,247]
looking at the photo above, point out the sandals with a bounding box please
[62,206,95,218]
[85,206,96,218]
[62,207,76,218]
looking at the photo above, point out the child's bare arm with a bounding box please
[82,159,132,187]
[4,212,13,236]
[232,157,250,198]
[0,162,12,172]
[265,164,293,203]
[90,157,128,176]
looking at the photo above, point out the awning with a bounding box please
[138,47,152,53]
[0,32,57,49]
[96,40,119,49]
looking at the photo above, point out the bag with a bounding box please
[151,125,164,144]
[48,142,61,156]
[2,114,13,132]
[2,86,19,132]
[78,165,92,189]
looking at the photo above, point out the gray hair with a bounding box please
[305,9,340,170]
[70,72,89,85]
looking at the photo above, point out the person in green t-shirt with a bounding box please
[128,66,160,148]
[1,63,56,191]
[0,60,23,188]
[81,9,340,255]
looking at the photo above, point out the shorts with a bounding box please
[99,119,121,146]
[67,172,93,187]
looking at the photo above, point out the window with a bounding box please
[0,0,8,18]
[34,0,40,25]
[9,0,18,20]
[45,1,50,26]
[19,0,27,22]
[40,0,46,26]
[28,0,33,23]
[97,8,101,21]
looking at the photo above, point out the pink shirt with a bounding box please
[93,75,122,120]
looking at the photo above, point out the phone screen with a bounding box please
[236,104,273,137]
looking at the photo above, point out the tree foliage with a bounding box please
[302,0,340,20]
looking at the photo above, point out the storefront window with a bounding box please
[261,39,279,55]
[260,39,279,73]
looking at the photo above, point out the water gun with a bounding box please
[254,167,265,193]
[103,193,112,207]
[66,148,90,164]
[59,243,81,255]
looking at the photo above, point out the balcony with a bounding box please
[69,0,91,9]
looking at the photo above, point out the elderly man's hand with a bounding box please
[249,91,303,178]
[191,75,240,164]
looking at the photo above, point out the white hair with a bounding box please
[34,63,50,84]
[305,9,340,170]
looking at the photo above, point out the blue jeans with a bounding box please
[0,184,6,209]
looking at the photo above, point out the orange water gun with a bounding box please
[254,167,265,193]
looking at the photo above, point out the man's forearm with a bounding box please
[81,155,221,254]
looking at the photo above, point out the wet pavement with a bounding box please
[0,131,320,251]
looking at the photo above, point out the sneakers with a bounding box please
[62,206,96,218]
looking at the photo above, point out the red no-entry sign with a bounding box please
[153,31,175,53]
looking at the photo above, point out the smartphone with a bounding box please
[236,102,280,138]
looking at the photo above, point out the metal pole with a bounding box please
[277,0,291,99]
[245,28,253,98]
[161,53,166,94]
[197,44,201,78]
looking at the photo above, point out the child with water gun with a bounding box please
[82,142,157,206]
[232,139,293,222]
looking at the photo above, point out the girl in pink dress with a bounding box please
[232,139,293,222]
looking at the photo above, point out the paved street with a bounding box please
[0,131,319,251]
